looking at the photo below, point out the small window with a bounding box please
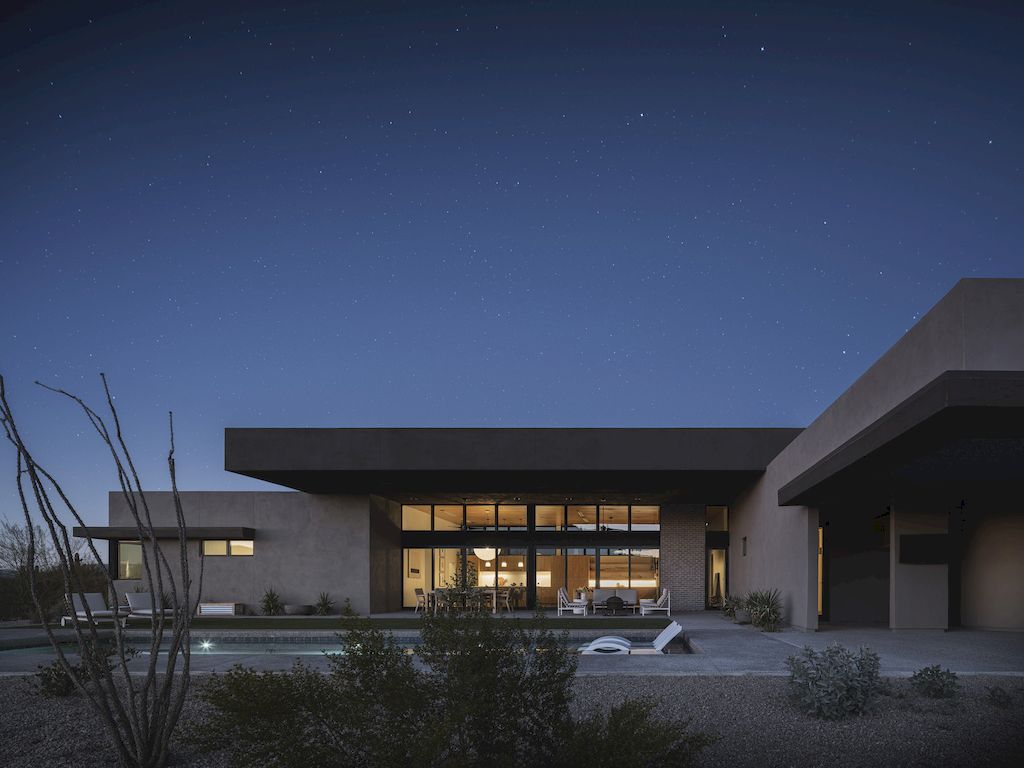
[230,540,254,556]
[118,541,142,579]
[567,505,597,531]
[706,505,729,531]
[203,540,228,556]
[497,505,527,530]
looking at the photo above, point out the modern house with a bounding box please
[76,278,1024,630]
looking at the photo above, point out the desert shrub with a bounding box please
[985,685,1013,708]
[340,597,356,617]
[746,588,783,631]
[191,613,712,768]
[34,658,80,697]
[314,591,334,616]
[191,623,431,767]
[721,594,743,620]
[786,643,882,719]
[910,665,959,698]
[561,697,714,768]
[33,639,135,697]
[260,587,283,616]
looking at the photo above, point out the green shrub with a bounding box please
[721,594,743,620]
[190,613,712,768]
[746,588,783,631]
[910,665,959,698]
[314,591,334,616]
[786,644,882,719]
[32,639,135,698]
[340,597,356,617]
[34,658,80,697]
[260,587,283,616]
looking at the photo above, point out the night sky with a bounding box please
[1,1,1022,526]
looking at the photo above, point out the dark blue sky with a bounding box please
[1,1,1022,526]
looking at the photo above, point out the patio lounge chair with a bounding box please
[126,591,164,621]
[577,620,682,655]
[60,592,118,627]
[414,587,429,613]
[638,589,671,616]
[557,587,589,617]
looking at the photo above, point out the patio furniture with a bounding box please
[590,588,638,614]
[638,589,671,616]
[414,588,430,613]
[60,592,118,627]
[577,621,682,655]
[433,589,452,614]
[557,587,589,617]
[126,591,164,620]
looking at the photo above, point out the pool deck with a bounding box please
[2,612,1022,677]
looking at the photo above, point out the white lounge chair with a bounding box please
[578,620,682,655]
[60,592,117,627]
[638,589,671,616]
[557,587,589,617]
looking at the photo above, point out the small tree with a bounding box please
[0,374,203,768]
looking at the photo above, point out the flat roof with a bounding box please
[224,427,802,502]
[778,370,1024,505]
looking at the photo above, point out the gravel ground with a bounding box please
[1,674,1022,767]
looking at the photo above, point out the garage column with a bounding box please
[889,500,948,629]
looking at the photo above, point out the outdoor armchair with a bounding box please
[638,589,671,616]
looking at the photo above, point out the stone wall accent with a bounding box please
[660,503,706,612]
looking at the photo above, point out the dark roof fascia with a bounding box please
[777,370,1024,507]
[72,527,256,541]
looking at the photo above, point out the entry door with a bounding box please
[706,548,727,608]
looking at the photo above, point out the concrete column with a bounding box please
[889,501,948,629]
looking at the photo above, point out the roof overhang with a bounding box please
[73,527,256,541]
[224,427,802,503]
[778,371,1024,506]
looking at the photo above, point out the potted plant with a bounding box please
[732,595,751,624]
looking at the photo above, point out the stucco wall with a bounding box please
[109,491,374,614]
[961,509,1024,630]
[731,278,1024,630]
[889,505,948,629]
[729,467,818,628]
[659,504,707,612]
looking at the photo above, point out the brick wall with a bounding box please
[660,503,706,612]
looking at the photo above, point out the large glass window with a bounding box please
[434,548,461,589]
[599,548,630,587]
[466,505,496,530]
[567,505,597,531]
[631,548,660,601]
[535,547,565,608]
[403,548,432,608]
[402,504,432,531]
[535,505,564,530]
[118,541,142,579]
[631,506,660,531]
[434,505,463,530]
[497,505,527,530]
[565,548,596,599]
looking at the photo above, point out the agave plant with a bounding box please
[314,591,335,616]
[721,594,744,620]
[746,588,782,631]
